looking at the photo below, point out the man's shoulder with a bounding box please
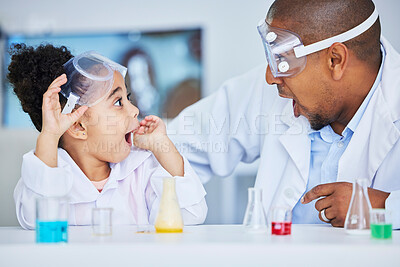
[380,37,400,121]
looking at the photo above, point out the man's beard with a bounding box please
[307,112,332,131]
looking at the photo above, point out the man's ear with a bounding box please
[66,121,87,140]
[327,42,349,81]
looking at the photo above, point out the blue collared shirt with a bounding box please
[292,46,386,224]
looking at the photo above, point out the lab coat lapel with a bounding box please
[278,101,311,184]
[338,85,400,184]
[105,147,152,191]
[58,149,100,204]
[256,101,311,214]
[59,147,152,204]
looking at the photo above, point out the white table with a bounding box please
[0,225,398,267]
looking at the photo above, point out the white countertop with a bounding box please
[0,224,398,267]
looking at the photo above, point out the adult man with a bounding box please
[168,0,400,228]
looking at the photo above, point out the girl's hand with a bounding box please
[134,115,184,176]
[133,115,168,151]
[41,74,88,139]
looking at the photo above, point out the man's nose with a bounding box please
[265,65,283,85]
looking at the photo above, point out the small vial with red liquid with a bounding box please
[270,207,292,235]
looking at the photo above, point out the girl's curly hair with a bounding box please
[7,43,73,131]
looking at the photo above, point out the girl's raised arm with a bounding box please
[35,74,88,167]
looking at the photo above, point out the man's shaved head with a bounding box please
[267,0,381,67]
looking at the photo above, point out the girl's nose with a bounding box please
[133,106,139,119]
[129,102,139,119]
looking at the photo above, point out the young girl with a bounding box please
[8,44,207,229]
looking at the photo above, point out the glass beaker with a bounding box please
[344,178,372,235]
[92,208,113,236]
[154,177,184,233]
[243,188,267,233]
[270,207,292,235]
[370,209,392,239]
[36,196,69,243]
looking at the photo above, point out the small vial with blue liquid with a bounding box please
[36,196,69,243]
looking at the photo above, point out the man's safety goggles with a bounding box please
[257,7,378,78]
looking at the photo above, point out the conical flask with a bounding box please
[344,178,372,235]
[155,177,184,233]
[243,188,267,232]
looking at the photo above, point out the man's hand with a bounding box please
[301,182,390,227]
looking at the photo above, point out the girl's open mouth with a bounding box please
[125,132,133,146]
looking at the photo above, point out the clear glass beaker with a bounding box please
[36,196,69,243]
[92,207,113,236]
[154,177,184,233]
[370,209,392,239]
[344,178,372,235]
[243,188,267,233]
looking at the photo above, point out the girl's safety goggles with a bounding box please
[60,51,127,114]
[257,7,378,78]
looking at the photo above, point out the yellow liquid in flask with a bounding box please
[154,177,184,233]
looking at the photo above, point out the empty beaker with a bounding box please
[370,209,392,239]
[92,207,113,236]
[155,177,184,233]
[270,207,292,235]
[36,196,69,243]
[243,188,267,232]
[344,178,372,235]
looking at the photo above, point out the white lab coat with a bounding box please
[14,147,207,230]
[168,37,400,229]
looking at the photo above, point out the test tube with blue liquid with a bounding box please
[36,196,69,243]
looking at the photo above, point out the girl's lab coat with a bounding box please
[169,37,400,228]
[14,147,207,229]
